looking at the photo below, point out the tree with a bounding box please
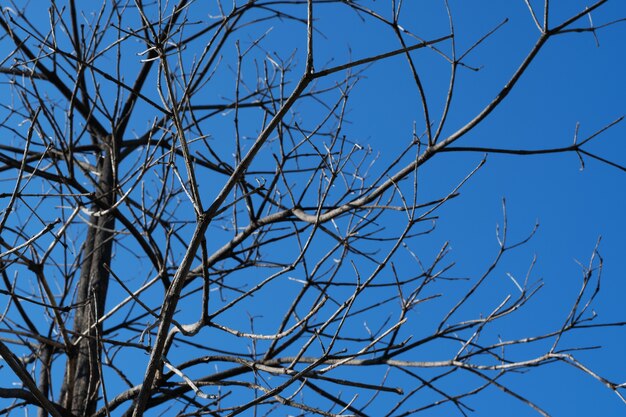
[0,1,625,416]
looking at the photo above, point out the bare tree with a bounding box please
[0,1,624,416]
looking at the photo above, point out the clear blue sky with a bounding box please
[266,1,626,415]
[322,1,626,415]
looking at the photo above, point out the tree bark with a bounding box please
[62,146,115,416]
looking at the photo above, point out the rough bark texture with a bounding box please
[62,147,115,416]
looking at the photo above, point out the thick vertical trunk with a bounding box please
[62,150,115,416]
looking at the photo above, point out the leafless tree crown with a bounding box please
[0,1,625,416]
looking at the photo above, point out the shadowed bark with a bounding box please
[62,144,116,416]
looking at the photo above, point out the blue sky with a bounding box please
[329,1,626,415]
[264,1,626,415]
[0,1,625,416]
[346,1,626,416]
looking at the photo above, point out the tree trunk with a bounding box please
[62,147,115,416]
